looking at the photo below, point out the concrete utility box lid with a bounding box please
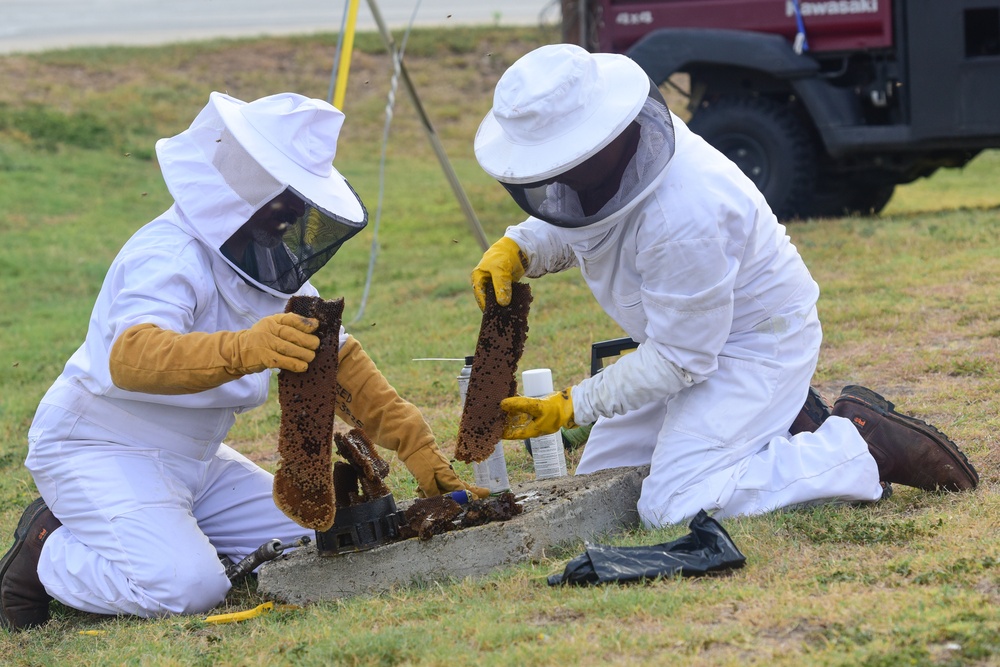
[258,466,648,605]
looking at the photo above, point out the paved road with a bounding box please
[0,0,562,54]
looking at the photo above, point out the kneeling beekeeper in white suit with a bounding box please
[471,44,979,529]
[0,92,487,632]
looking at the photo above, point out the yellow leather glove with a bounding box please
[500,388,577,440]
[471,236,528,311]
[109,314,319,395]
[336,337,489,499]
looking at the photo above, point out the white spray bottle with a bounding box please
[521,368,568,480]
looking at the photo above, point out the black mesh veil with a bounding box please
[222,183,368,295]
[500,83,675,229]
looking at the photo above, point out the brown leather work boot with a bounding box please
[832,385,978,492]
[789,386,833,435]
[0,498,61,632]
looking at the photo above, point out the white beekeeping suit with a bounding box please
[24,92,366,617]
[471,44,886,527]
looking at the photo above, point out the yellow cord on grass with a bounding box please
[203,601,299,625]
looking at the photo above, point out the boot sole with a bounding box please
[838,385,979,489]
[0,498,49,631]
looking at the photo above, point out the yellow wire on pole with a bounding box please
[333,0,361,110]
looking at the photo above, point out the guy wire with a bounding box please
[348,0,424,325]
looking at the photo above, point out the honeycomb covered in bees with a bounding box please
[273,295,343,531]
[333,427,391,504]
[399,495,464,541]
[455,281,532,463]
[332,461,361,509]
[459,490,523,528]
[399,491,524,541]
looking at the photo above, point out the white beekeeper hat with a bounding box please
[156,92,368,295]
[475,43,651,185]
[157,91,366,252]
[211,92,363,220]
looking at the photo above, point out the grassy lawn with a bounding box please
[1,26,997,666]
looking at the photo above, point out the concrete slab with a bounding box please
[258,465,649,604]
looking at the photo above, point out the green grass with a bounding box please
[1,26,998,666]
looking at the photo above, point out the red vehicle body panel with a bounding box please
[595,0,894,54]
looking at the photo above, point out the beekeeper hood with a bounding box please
[156,92,368,297]
[475,44,675,228]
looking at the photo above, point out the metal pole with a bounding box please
[327,1,352,104]
[365,0,490,251]
[333,0,362,109]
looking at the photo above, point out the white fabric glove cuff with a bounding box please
[572,342,694,425]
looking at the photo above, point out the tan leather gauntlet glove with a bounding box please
[109,314,319,394]
[336,337,489,499]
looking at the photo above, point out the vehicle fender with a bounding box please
[625,28,819,84]
[626,27,863,156]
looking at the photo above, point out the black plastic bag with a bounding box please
[548,510,746,586]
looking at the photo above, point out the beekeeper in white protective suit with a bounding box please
[470,44,978,529]
[0,92,486,632]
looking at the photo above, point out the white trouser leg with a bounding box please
[574,400,664,474]
[26,408,303,617]
[575,306,882,527]
[713,416,882,519]
[38,506,230,617]
[194,445,309,563]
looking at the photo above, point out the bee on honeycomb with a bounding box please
[455,282,532,463]
[274,295,344,531]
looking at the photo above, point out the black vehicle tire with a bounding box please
[688,95,818,220]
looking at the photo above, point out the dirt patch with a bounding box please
[0,28,557,152]
[527,607,586,626]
